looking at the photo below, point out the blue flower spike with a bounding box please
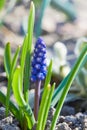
[31,37,47,82]
[31,37,47,120]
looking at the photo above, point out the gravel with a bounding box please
[0,107,20,130]
[0,106,87,130]
[45,107,87,130]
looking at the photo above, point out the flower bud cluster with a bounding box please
[31,37,47,81]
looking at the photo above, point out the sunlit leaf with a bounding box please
[44,60,52,88]
[20,34,28,74]
[42,83,55,130]
[12,66,26,107]
[24,1,35,102]
[11,46,20,77]
[50,45,87,130]
[12,66,35,129]
[4,42,11,78]
[52,54,87,106]
[36,84,51,130]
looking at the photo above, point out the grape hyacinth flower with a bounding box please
[31,37,47,120]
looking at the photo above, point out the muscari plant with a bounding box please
[0,1,87,130]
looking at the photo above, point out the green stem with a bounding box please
[50,45,87,130]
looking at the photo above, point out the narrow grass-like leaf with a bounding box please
[5,46,20,116]
[44,60,52,88]
[50,45,87,130]
[0,91,20,120]
[52,55,87,107]
[36,84,51,130]
[51,0,76,21]
[20,34,28,73]
[24,1,35,103]
[12,66,35,129]
[51,73,70,106]
[4,42,11,78]
[11,46,20,77]
[42,83,55,130]
[36,60,52,124]
[20,35,28,89]
[35,0,51,37]
[12,66,26,107]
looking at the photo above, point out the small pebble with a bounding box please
[59,116,65,123]
[65,115,77,125]
[74,127,82,130]
[75,112,84,120]
[56,122,71,130]
[0,116,13,125]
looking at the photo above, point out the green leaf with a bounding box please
[24,1,35,102]
[5,46,20,116]
[20,34,28,74]
[44,60,53,88]
[27,1,35,52]
[0,91,20,120]
[36,84,51,130]
[35,0,51,37]
[52,54,87,107]
[42,83,55,130]
[11,46,20,77]
[12,66,26,107]
[20,35,28,89]
[4,42,11,78]
[12,66,35,129]
[50,45,87,130]
[51,0,76,21]
[51,73,70,106]
[23,105,35,129]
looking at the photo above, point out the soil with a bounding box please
[46,107,87,130]
[0,107,20,130]
[0,105,87,130]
